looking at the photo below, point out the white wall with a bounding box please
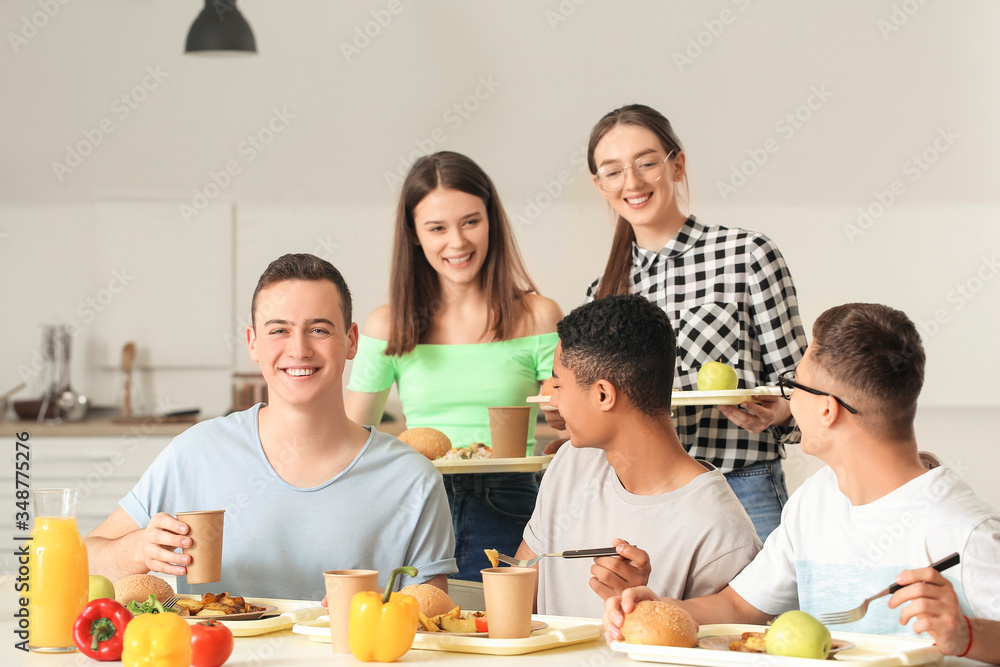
[1,1,998,502]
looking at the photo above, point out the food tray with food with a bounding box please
[432,455,553,475]
[293,614,603,655]
[611,623,943,667]
[671,387,782,406]
[175,595,325,637]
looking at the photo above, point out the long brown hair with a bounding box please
[588,104,687,299]
[386,151,538,355]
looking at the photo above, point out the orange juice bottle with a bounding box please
[28,488,89,653]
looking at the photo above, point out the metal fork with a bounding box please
[820,552,960,625]
[496,547,620,567]
[162,595,180,609]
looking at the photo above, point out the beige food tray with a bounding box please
[611,623,943,667]
[671,387,783,406]
[178,595,325,637]
[293,614,602,655]
[433,455,553,475]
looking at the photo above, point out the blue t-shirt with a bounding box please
[121,405,457,600]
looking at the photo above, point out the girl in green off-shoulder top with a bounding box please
[346,151,563,582]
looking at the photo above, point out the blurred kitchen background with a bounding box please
[1,0,998,534]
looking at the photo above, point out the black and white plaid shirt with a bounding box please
[587,216,807,472]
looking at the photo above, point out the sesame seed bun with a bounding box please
[398,427,452,460]
[540,377,557,396]
[114,573,175,606]
[398,584,456,617]
[621,600,699,647]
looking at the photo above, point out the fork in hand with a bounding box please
[819,552,960,625]
[496,547,620,567]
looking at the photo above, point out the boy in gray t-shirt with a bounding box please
[518,295,760,618]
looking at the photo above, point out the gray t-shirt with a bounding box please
[121,404,457,600]
[524,444,761,618]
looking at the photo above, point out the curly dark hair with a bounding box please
[556,294,675,417]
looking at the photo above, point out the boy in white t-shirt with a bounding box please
[603,303,1000,662]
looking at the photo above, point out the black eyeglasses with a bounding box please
[777,370,858,414]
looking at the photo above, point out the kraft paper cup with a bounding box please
[488,406,531,458]
[481,566,537,639]
[324,569,379,654]
[176,510,225,584]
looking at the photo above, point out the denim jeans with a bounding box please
[724,458,788,543]
[442,472,538,582]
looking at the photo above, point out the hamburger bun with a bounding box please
[398,427,451,460]
[620,600,699,647]
[540,377,557,396]
[398,584,456,617]
[114,573,175,606]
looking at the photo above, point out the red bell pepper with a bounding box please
[73,598,134,661]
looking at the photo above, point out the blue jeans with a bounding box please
[724,458,788,543]
[442,472,538,582]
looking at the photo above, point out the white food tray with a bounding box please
[611,623,943,667]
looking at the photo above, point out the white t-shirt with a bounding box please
[730,465,1000,636]
[524,444,761,618]
[121,405,457,600]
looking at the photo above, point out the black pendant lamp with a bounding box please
[185,0,256,54]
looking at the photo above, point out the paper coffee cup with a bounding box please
[176,510,225,584]
[481,567,537,638]
[324,569,379,653]
[488,406,531,458]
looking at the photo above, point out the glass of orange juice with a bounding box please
[28,488,89,653]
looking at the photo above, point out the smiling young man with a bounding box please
[86,254,457,600]
[516,294,761,619]
[603,304,1000,656]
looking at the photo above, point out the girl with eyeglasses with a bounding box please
[547,104,808,542]
[346,151,563,582]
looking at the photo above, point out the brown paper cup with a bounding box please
[488,406,531,458]
[176,510,225,584]
[481,567,537,639]
[324,569,379,653]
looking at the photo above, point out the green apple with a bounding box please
[765,610,832,659]
[88,574,115,601]
[697,360,739,391]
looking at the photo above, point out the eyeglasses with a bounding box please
[777,370,858,414]
[595,151,674,192]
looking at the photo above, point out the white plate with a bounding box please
[611,623,942,667]
[293,614,603,655]
[176,595,325,636]
[671,387,783,406]
[433,455,553,475]
[698,634,855,656]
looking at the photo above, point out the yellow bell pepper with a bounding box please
[121,610,192,667]
[349,566,421,662]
